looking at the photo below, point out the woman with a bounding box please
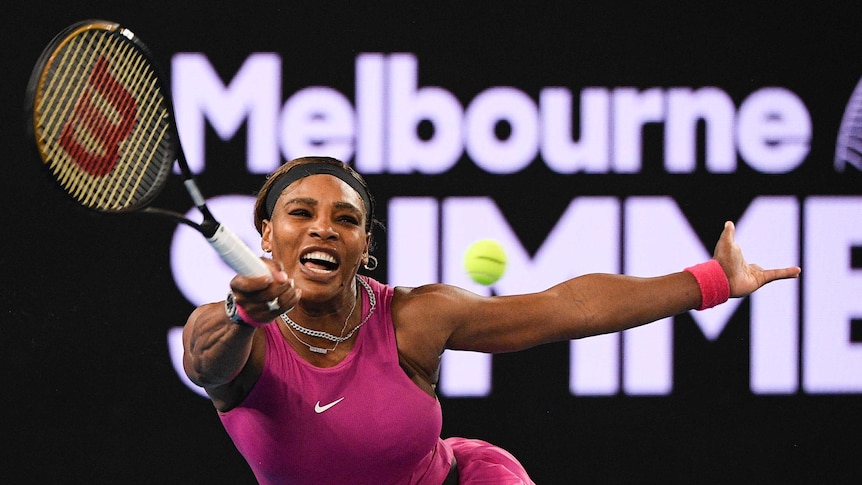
[182,156,800,484]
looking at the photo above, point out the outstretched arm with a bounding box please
[408,221,801,354]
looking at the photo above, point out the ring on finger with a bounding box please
[266,297,280,312]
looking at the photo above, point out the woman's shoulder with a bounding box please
[391,283,486,323]
[392,281,480,298]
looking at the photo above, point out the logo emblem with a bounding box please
[835,76,862,172]
[59,56,139,176]
[314,397,345,414]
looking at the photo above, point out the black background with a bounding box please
[4,1,861,483]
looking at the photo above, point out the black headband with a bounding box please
[264,163,374,230]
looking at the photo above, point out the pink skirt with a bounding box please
[443,437,536,485]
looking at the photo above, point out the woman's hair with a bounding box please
[253,157,381,247]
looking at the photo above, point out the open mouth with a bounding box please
[300,250,339,273]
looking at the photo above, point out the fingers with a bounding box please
[231,259,286,291]
[718,220,734,244]
[715,220,801,297]
[713,221,735,259]
[717,220,802,284]
[761,265,802,283]
[229,259,300,322]
[723,220,734,238]
[266,278,302,314]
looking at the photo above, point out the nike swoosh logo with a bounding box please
[314,397,345,414]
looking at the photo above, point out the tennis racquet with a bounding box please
[26,20,269,278]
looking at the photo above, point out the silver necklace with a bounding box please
[282,276,377,354]
[284,319,349,355]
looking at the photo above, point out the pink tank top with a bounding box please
[218,276,454,484]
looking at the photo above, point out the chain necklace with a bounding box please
[281,276,377,354]
[284,321,348,355]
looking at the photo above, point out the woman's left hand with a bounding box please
[712,221,801,298]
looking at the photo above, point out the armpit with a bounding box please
[398,351,439,398]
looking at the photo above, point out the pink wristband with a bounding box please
[236,304,274,327]
[684,260,730,310]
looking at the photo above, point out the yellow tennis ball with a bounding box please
[463,239,507,285]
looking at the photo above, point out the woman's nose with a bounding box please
[309,218,338,240]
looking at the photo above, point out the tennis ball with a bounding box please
[463,239,507,285]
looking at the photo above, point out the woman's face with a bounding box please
[261,174,370,300]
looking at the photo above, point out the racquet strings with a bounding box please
[33,24,174,213]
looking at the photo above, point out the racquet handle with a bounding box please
[206,224,271,277]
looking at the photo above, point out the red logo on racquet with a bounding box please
[59,56,138,176]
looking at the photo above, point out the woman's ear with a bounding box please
[261,219,272,253]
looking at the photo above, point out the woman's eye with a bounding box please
[289,209,311,217]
